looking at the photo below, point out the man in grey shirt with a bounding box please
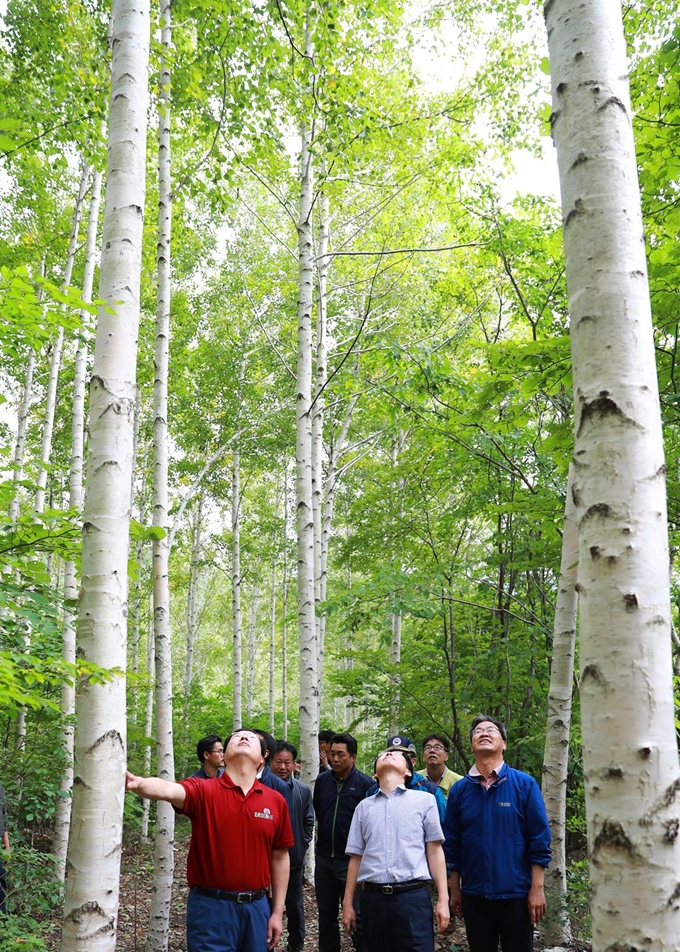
[0,782,9,914]
[341,749,449,952]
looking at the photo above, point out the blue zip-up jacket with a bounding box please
[313,764,374,859]
[366,770,447,824]
[442,762,551,900]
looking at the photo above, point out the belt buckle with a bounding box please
[381,885,394,895]
[236,892,251,903]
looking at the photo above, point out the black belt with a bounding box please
[363,880,430,895]
[191,886,267,903]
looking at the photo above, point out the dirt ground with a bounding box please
[41,834,469,951]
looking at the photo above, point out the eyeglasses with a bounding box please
[472,727,501,737]
[423,744,447,753]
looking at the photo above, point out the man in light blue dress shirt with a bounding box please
[341,749,450,952]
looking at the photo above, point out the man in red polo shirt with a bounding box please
[126,728,293,950]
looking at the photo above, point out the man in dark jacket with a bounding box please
[313,732,373,952]
[443,716,552,952]
[254,729,295,819]
[189,735,224,779]
[272,741,314,952]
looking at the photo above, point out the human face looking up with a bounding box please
[271,750,295,782]
[422,740,448,773]
[226,731,265,769]
[375,749,410,782]
[329,743,356,780]
[470,721,506,760]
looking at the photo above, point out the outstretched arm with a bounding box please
[125,770,186,809]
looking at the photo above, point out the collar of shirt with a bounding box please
[469,760,505,789]
[375,783,407,798]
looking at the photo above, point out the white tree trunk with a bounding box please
[141,614,155,843]
[60,1,150,946]
[184,493,204,717]
[296,21,319,785]
[269,549,277,734]
[546,4,680,949]
[9,346,36,523]
[148,0,175,942]
[35,157,90,516]
[388,429,406,736]
[282,463,289,737]
[53,162,104,883]
[247,582,259,720]
[232,447,243,728]
[541,464,577,945]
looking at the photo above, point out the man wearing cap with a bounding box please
[341,749,450,952]
[126,728,294,951]
[313,732,374,952]
[370,734,446,823]
[443,715,551,952]
[421,734,463,800]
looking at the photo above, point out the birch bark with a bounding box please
[282,463,289,737]
[60,1,149,946]
[184,493,204,723]
[141,617,155,843]
[269,550,277,734]
[148,0,175,943]
[296,25,319,785]
[541,464,577,945]
[53,163,103,882]
[232,446,243,728]
[247,582,259,720]
[546,4,680,948]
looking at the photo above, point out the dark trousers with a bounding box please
[186,888,270,952]
[315,853,349,952]
[0,855,6,915]
[285,865,305,949]
[462,894,533,952]
[359,883,434,952]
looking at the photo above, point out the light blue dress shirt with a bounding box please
[345,785,443,883]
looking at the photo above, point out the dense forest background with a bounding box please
[0,0,679,947]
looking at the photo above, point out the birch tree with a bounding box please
[541,464,577,945]
[61,1,150,946]
[546,3,680,948]
[148,0,175,944]
[232,445,243,728]
[53,163,104,882]
[295,12,319,786]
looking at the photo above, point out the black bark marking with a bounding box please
[593,820,635,858]
[623,593,638,611]
[570,152,588,171]
[575,582,585,594]
[86,729,124,755]
[630,270,645,278]
[575,51,584,60]
[598,96,627,115]
[640,776,680,824]
[564,198,584,228]
[590,545,601,559]
[667,883,680,908]
[582,502,612,523]
[544,0,555,18]
[639,746,651,758]
[549,110,560,130]
[577,392,637,436]
[581,663,603,685]
[556,82,567,96]
[606,767,623,778]
[664,818,679,843]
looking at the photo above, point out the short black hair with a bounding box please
[373,749,414,781]
[422,733,450,752]
[469,715,507,743]
[224,728,267,758]
[275,740,298,760]
[318,729,336,744]
[331,732,357,756]
[254,728,277,762]
[196,734,222,764]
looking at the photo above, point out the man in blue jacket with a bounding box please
[443,716,551,952]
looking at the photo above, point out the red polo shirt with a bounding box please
[179,773,294,891]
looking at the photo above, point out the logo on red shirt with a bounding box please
[254,807,274,820]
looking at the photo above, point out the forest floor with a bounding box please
[40,832,470,951]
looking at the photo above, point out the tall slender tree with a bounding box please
[60,1,150,946]
[546,3,680,948]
